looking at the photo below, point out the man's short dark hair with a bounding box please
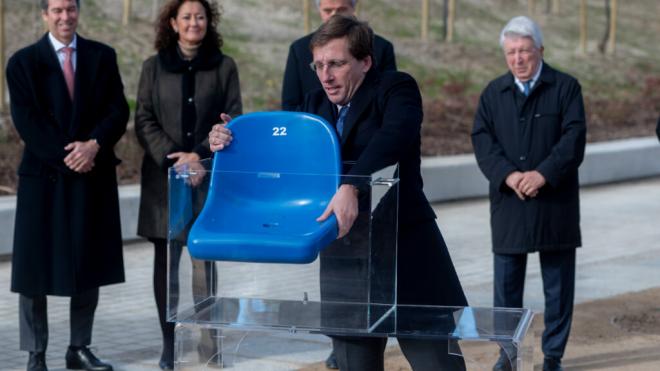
[310,14,374,61]
[41,0,80,11]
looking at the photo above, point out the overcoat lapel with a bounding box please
[69,36,98,137]
[35,34,73,134]
[339,70,376,145]
[316,97,336,130]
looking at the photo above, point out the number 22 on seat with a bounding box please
[272,127,287,136]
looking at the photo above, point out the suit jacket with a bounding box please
[7,33,129,296]
[304,70,467,307]
[472,62,586,254]
[281,33,396,111]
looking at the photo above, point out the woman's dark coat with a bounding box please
[472,63,586,254]
[135,45,242,239]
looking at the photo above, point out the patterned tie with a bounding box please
[62,47,75,101]
[336,105,349,137]
[523,80,531,96]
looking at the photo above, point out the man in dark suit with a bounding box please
[6,1,129,370]
[282,3,395,367]
[281,0,396,111]
[210,15,467,371]
[471,16,586,371]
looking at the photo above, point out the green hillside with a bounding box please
[3,0,659,158]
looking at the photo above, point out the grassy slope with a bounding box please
[3,0,660,143]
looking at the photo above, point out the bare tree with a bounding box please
[303,0,310,34]
[152,0,161,21]
[421,0,429,41]
[441,0,456,42]
[579,0,587,54]
[0,0,5,112]
[552,0,560,14]
[123,0,132,26]
[597,0,617,54]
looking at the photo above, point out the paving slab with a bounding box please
[0,177,658,370]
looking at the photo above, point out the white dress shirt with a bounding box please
[48,33,77,72]
[514,61,543,94]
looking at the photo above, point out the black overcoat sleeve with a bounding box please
[89,48,129,149]
[377,38,397,73]
[534,79,586,187]
[6,51,74,174]
[281,43,304,111]
[347,74,421,176]
[471,86,518,190]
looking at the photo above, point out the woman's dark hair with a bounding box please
[154,0,223,51]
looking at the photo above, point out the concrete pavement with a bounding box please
[0,177,658,370]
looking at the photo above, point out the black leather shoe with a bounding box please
[27,352,48,371]
[325,350,338,369]
[543,357,563,371]
[65,346,113,371]
[492,353,514,371]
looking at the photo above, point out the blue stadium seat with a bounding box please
[187,112,342,263]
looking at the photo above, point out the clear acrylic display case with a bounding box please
[167,159,534,370]
[173,306,534,370]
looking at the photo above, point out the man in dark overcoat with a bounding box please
[282,2,395,367]
[471,16,586,371]
[6,0,129,370]
[281,0,396,111]
[210,15,467,371]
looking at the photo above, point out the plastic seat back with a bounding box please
[187,111,341,263]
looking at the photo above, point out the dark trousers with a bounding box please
[494,249,576,361]
[324,217,468,371]
[19,288,99,352]
[332,337,466,371]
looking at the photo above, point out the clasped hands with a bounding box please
[209,113,359,239]
[505,170,546,200]
[64,139,99,173]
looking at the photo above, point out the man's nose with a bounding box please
[320,68,333,82]
[515,52,523,63]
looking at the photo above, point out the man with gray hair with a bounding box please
[281,0,396,111]
[471,16,586,371]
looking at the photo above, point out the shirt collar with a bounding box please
[514,61,543,92]
[335,102,351,113]
[48,32,77,52]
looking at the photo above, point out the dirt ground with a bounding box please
[300,287,660,371]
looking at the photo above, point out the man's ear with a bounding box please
[362,55,373,73]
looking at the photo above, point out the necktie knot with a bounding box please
[62,46,73,57]
[523,80,531,96]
